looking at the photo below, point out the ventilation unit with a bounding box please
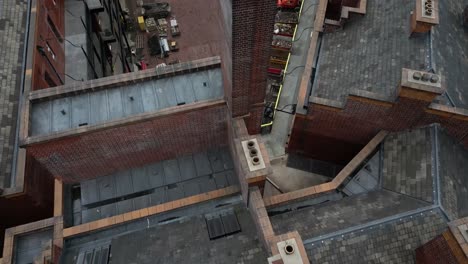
[458,224,468,243]
[205,209,241,240]
[277,238,304,264]
[407,70,441,88]
[421,0,435,18]
[241,139,266,172]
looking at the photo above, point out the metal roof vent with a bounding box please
[458,224,468,243]
[408,70,441,87]
[241,139,266,171]
[277,239,304,264]
[422,0,435,18]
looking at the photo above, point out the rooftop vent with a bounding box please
[407,70,441,87]
[458,224,468,243]
[277,239,304,264]
[241,139,266,172]
[205,209,241,240]
[421,0,435,18]
[410,0,439,35]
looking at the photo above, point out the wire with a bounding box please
[64,38,83,48]
[302,2,320,14]
[292,26,314,42]
[63,73,84,82]
[277,103,296,111]
[65,8,82,19]
[284,65,305,75]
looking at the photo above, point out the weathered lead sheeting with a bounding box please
[30,68,223,136]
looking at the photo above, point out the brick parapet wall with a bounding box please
[249,187,275,253]
[26,101,229,183]
[289,89,468,164]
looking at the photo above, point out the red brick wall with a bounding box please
[32,0,65,90]
[288,94,468,164]
[415,234,459,264]
[27,103,229,183]
[0,153,54,257]
[232,0,276,134]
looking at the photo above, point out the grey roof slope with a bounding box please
[30,68,223,137]
[110,207,266,264]
[306,209,447,263]
[312,0,429,102]
[270,190,430,241]
[382,127,434,203]
[61,201,267,264]
[437,126,468,220]
[311,0,468,108]
[0,0,28,187]
[432,0,468,107]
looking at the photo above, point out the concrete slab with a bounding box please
[198,176,217,193]
[268,155,329,193]
[163,159,181,185]
[114,170,134,197]
[146,162,165,188]
[208,148,225,173]
[213,171,229,189]
[193,152,213,176]
[178,155,197,181]
[131,167,151,193]
[30,68,224,136]
[132,195,150,210]
[100,204,117,218]
[166,184,184,200]
[182,179,201,197]
[80,179,99,206]
[149,188,166,205]
[116,199,134,215]
[82,208,100,223]
[97,175,116,202]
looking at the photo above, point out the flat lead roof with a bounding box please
[30,68,223,136]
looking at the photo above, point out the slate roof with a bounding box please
[0,0,28,188]
[73,147,236,226]
[311,0,468,108]
[270,190,430,241]
[61,201,268,264]
[437,126,468,220]
[306,209,447,263]
[110,207,266,264]
[270,124,468,262]
[382,127,434,203]
[432,0,468,107]
[312,0,429,102]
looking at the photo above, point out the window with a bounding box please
[46,42,56,60]
[47,16,62,41]
[44,72,57,87]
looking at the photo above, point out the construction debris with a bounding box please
[169,40,178,51]
[157,18,168,37]
[145,17,158,32]
[139,2,171,19]
[274,23,295,36]
[272,36,292,50]
[148,34,162,56]
[275,11,299,24]
[170,18,180,36]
